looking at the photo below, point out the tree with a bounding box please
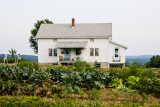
[8,48,17,59]
[146,55,160,68]
[29,19,53,54]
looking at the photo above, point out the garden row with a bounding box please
[0,61,160,97]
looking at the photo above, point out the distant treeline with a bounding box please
[146,55,160,68]
[0,54,38,63]
[125,55,153,66]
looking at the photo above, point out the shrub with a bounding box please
[129,62,140,76]
[17,61,39,71]
[20,84,38,95]
[108,77,122,88]
[51,85,63,97]
[125,76,140,88]
[39,87,48,96]
[0,80,19,95]
[140,70,155,79]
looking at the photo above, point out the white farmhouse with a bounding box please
[36,18,127,68]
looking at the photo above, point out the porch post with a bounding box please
[122,63,125,68]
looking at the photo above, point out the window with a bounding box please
[90,38,94,42]
[90,48,94,56]
[53,39,57,42]
[95,48,99,56]
[49,48,52,56]
[65,49,70,54]
[115,48,119,57]
[54,49,57,56]
[76,49,81,55]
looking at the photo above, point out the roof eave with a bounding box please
[109,40,128,49]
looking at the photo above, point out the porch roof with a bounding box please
[56,41,88,48]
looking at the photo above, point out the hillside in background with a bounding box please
[125,55,153,66]
[0,54,153,66]
[0,54,38,62]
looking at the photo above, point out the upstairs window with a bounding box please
[90,38,94,42]
[54,49,57,56]
[49,48,52,56]
[90,48,94,56]
[95,48,99,56]
[115,48,119,57]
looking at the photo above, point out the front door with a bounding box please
[64,49,71,61]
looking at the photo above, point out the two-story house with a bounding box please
[36,18,127,68]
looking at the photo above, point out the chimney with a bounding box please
[72,18,75,27]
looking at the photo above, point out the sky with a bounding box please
[0,0,160,56]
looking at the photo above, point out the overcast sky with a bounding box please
[0,0,160,55]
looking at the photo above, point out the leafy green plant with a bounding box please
[108,77,122,88]
[125,76,140,88]
[129,62,140,76]
[0,80,19,95]
[20,84,38,95]
[51,85,63,97]
[17,61,39,71]
[39,87,48,96]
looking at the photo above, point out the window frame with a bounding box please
[95,48,99,56]
[115,48,119,57]
[48,48,52,56]
[113,47,120,61]
[53,48,57,56]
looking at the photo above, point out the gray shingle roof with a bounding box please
[36,23,112,39]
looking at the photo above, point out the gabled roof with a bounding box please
[36,23,112,39]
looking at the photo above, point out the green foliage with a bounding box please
[20,84,38,95]
[73,58,89,72]
[0,80,20,95]
[50,65,111,90]
[146,55,160,68]
[86,89,101,100]
[39,87,48,96]
[125,76,140,88]
[108,77,122,88]
[129,62,140,76]
[51,85,63,96]
[125,76,160,97]
[29,19,53,54]
[17,61,39,71]
[0,64,51,85]
[0,96,103,107]
[140,70,155,78]
[8,48,16,59]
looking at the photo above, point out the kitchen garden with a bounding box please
[0,60,160,107]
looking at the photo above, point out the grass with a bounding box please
[0,88,159,107]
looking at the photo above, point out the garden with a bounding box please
[0,60,160,107]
